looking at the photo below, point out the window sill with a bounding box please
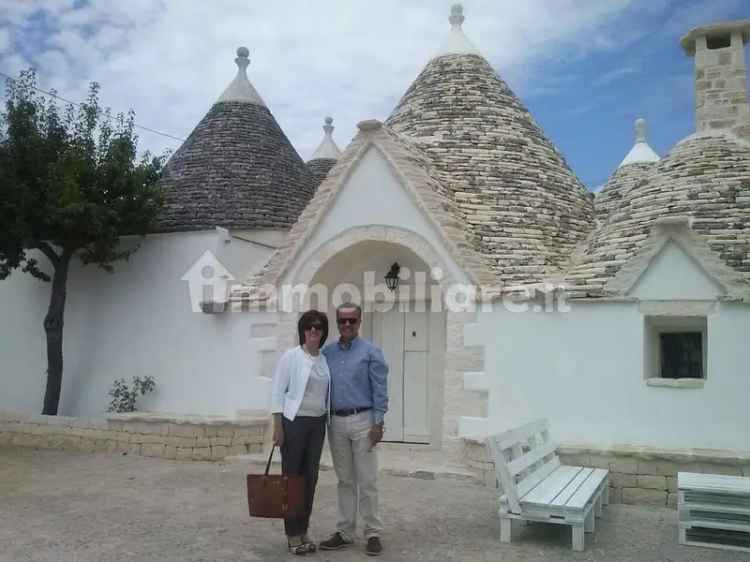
[646,378,705,389]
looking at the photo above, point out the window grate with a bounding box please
[660,332,703,379]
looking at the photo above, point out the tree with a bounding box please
[0,70,165,415]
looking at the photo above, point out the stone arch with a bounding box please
[290,224,464,293]
[275,224,482,453]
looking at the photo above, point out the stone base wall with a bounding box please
[463,438,750,509]
[0,410,268,461]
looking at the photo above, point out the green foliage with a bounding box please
[0,69,165,280]
[107,376,157,413]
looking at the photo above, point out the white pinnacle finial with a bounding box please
[216,46,265,106]
[436,3,480,59]
[619,118,660,167]
[310,116,341,161]
[449,4,465,28]
[635,118,647,143]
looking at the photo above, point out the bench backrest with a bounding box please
[486,419,560,513]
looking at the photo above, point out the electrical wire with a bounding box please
[0,69,186,143]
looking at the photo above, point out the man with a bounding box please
[319,303,388,557]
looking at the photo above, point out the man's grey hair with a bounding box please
[336,302,362,319]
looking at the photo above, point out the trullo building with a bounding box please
[1,7,749,499]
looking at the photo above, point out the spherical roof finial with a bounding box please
[234,46,250,71]
[323,116,334,136]
[217,45,264,105]
[449,4,465,28]
[635,118,647,143]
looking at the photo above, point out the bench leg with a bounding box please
[595,494,603,517]
[603,485,610,506]
[500,517,512,543]
[585,510,595,533]
[572,524,585,551]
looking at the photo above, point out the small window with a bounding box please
[707,34,731,50]
[660,332,703,378]
[644,316,707,385]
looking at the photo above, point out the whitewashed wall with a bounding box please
[0,230,277,418]
[463,300,749,452]
[286,145,469,287]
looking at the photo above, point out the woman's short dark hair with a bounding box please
[298,309,329,347]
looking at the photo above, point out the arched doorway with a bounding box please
[309,240,446,444]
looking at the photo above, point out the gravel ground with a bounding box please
[0,447,746,562]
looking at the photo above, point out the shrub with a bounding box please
[107,376,156,413]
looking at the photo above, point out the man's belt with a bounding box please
[333,407,372,417]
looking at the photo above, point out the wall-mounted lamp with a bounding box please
[385,262,400,291]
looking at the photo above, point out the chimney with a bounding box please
[681,21,750,140]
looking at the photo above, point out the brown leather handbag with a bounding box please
[247,446,305,518]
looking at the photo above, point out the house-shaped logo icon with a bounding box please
[181,250,236,312]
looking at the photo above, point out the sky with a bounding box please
[1,0,748,190]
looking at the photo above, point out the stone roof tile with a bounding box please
[385,52,594,286]
[155,49,315,233]
[566,132,750,297]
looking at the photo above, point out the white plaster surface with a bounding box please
[310,117,341,160]
[0,231,275,417]
[463,300,749,451]
[286,145,468,287]
[619,118,660,167]
[435,4,481,59]
[628,241,724,300]
[216,47,266,106]
[619,142,660,167]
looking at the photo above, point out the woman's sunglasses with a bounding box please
[337,318,358,325]
[304,323,324,331]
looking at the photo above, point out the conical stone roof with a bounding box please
[595,119,660,225]
[385,6,593,286]
[594,162,654,226]
[307,117,341,188]
[156,48,315,233]
[566,132,750,295]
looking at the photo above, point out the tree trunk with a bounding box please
[42,251,71,416]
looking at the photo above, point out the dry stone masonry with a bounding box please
[567,133,750,296]
[0,411,268,461]
[306,116,342,187]
[386,51,594,287]
[156,48,316,233]
[681,21,750,139]
[595,162,655,226]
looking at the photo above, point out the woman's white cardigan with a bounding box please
[270,346,331,421]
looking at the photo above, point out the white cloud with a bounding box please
[0,53,29,80]
[1,0,672,160]
[0,28,10,53]
[593,66,637,87]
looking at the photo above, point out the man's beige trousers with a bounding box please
[328,411,383,539]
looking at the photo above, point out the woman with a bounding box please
[270,309,331,555]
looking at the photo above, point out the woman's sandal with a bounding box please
[288,541,307,555]
[302,537,317,553]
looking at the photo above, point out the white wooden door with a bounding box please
[403,311,430,443]
[371,309,431,443]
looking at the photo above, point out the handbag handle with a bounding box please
[264,445,276,476]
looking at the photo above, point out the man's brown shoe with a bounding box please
[366,537,383,556]
[319,532,352,551]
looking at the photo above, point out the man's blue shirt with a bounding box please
[323,336,389,424]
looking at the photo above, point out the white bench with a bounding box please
[678,471,750,553]
[486,419,609,551]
